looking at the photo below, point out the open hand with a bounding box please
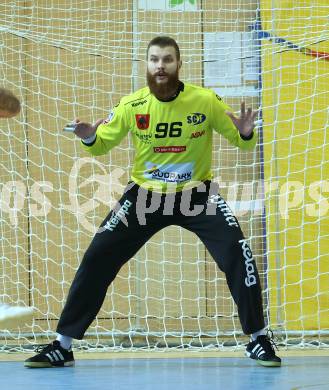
[73,118,104,139]
[225,102,258,137]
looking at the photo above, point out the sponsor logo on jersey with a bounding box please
[131,99,147,107]
[216,94,222,101]
[144,162,193,183]
[190,130,205,139]
[187,113,206,125]
[135,114,150,130]
[153,146,186,153]
[239,239,257,287]
[134,132,152,144]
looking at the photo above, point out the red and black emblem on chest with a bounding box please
[135,114,150,130]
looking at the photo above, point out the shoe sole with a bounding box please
[256,359,281,367]
[245,351,281,367]
[24,361,75,368]
[0,310,35,328]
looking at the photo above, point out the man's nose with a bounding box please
[157,60,165,68]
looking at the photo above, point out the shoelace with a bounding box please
[266,329,279,351]
[34,342,57,353]
[256,330,279,355]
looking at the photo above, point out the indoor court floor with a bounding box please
[0,351,328,390]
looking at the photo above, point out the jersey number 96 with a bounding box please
[155,122,182,138]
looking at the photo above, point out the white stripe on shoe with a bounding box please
[252,344,266,357]
[52,351,60,361]
[46,350,65,363]
[56,350,65,360]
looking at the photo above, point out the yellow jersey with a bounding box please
[81,82,257,192]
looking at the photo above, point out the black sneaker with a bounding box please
[24,340,75,368]
[246,331,281,367]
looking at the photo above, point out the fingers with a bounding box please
[243,104,255,119]
[94,118,104,127]
[241,101,246,116]
[73,122,84,134]
[251,110,258,121]
[225,111,236,119]
[241,102,259,122]
[63,123,76,132]
[225,111,239,127]
[228,104,260,128]
[240,102,260,117]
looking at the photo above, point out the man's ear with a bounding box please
[178,60,182,69]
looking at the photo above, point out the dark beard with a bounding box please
[147,68,180,100]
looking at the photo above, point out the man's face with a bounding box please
[146,45,182,98]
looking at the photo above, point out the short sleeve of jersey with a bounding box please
[80,99,130,156]
[210,91,257,150]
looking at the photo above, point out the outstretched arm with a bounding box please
[64,99,130,156]
[225,102,258,138]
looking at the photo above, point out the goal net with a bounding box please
[0,0,328,352]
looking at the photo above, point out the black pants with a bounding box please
[57,181,265,338]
